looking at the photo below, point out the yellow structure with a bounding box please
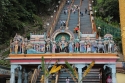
[119,0,125,60]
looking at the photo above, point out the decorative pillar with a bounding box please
[18,70,22,83]
[10,64,19,83]
[23,69,28,83]
[18,65,22,83]
[104,64,116,83]
[75,64,86,83]
[110,64,116,83]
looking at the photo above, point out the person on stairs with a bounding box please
[106,75,112,83]
[74,25,79,33]
[51,74,55,83]
[66,77,70,83]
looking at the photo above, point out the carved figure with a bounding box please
[86,43,91,53]
[52,41,56,53]
[108,40,114,53]
[80,40,87,53]
[69,41,74,53]
[114,44,118,53]
[59,36,67,52]
[21,41,25,54]
[14,40,18,54]
[104,40,109,53]
[74,42,80,52]
[46,43,50,52]
[64,42,68,52]
[97,41,105,53]
[91,40,97,53]
[35,44,40,51]
[40,45,45,52]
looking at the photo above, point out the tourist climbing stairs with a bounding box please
[54,0,96,39]
[80,0,92,33]
[83,68,102,83]
[57,69,76,83]
[68,0,80,38]
[55,0,72,30]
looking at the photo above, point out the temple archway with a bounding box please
[55,33,70,42]
[51,29,75,41]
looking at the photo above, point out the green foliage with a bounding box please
[0,0,57,45]
[41,56,45,74]
[65,61,75,76]
[95,18,121,38]
[33,14,43,30]
[94,0,120,23]
[0,60,10,67]
[40,0,51,4]
[2,50,10,56]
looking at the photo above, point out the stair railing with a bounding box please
[78,0,82,38]
[66,0,74,29]
[30,69,40,83]
[89,0,97,35]
[47,0,66,37]
[55,72,59,83]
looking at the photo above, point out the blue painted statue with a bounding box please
[69,41,74,53]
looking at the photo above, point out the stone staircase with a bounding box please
[54,0,72,30]
[58,70,76,83]
[36,68,101,83]
[83,68,101,83]
[80,0,92,34]
[36,71,44,83]
[68,0,80,38]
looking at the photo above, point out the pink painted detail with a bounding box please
[10,59,117,63]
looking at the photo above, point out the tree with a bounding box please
[95,0,119,23]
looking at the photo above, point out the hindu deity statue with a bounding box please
[14,40,18,54]
[60,36,67,52]
[52,41,56,53]
[68,37,74,53]
[45,38,51,52]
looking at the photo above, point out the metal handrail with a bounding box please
[78,0,82,38]
[88,0,97,34]
[31,69,40,83]
[47,0,66,37]
[55,72,59,83]
[66,0,74,28]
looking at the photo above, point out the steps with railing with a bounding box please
[54,0,72,31]
[31,69,40,83]
[80,0,92,34]
[68,0,80,38]
[83,68,101,83]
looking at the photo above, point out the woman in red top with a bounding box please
[106,75,112,83]
[74,26,79,33]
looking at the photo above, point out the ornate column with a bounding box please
[110,64,116,83]
[10,64,19,83]
[23,69,28,83]
[18,65,22,83]
[104,64,116,83]
[75,64,86,83]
